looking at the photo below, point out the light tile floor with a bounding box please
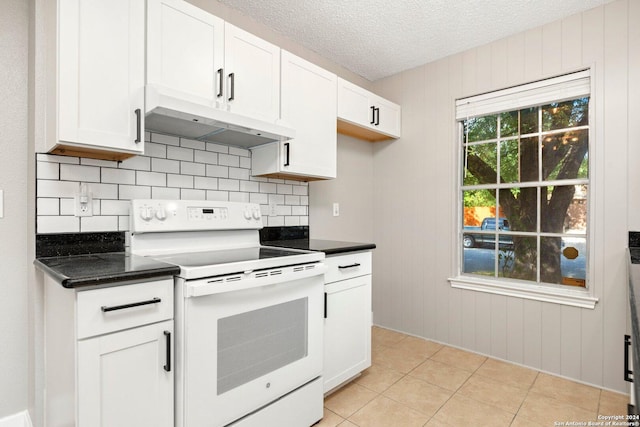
[320,326,629,426]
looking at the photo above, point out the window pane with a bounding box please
[500,187,537,232]
[463,189,496,227]
[500,139,519,183]
[500,111,518,137]
[519,107,538,134]
[465,115,497,142]
[501,236,537,281]
[518,137,539,182]
[542,97,589,131]
[541,185,587,233]
[462,235,496,276]
[463,142,497,185]
[540,237,587,287]
[542,129,588,181]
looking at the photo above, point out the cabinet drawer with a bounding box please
[324,252,372,284]
[77,279,173,339]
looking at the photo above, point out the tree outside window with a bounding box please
[461,96,589,287]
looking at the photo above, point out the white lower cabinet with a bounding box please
[44,277,174,427]
[323,252,372,393]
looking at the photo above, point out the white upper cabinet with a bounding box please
[252,51,337,180]
[45,0,145,160]
[146,0,280,124]
[337,78,401,142]
[146,0,224,108]
[224,24,281,123]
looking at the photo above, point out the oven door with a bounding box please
[179,269,325,427]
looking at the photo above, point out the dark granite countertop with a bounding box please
[34,252,180,289]
[263,238,376,255]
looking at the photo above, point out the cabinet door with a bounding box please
[58,0,144,154]
[337,78,374,128]
[323,275,372,393]
[224,23,280,122]
[280,51,337,179]
[147,0,224,108]
[372,95,401,138]
[78,320,173,427]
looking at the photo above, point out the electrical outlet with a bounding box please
[269,202,277,217]
[75,184,93,217]
[333,202,340,217]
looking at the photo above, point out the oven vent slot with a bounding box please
[255,272,269,278]
[293,266,305,272]
[305,265,315,270]
[226,276,242,282]
[270,270,282,276]
[207,278,224,284]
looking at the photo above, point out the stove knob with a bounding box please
[243,209,252,220]
[155,207,167,221]
[140,206,154,221]
[252,209,261,220]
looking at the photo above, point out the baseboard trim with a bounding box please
[0,411,32,427]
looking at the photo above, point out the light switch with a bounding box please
[333,202,339,217]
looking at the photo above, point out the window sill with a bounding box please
[448,275,598,309]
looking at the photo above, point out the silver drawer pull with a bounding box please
[338,263,361,270]
[101,297,161,313]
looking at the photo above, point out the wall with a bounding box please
[309,134,375,242]
[36,133,309,234]
[371,0,639,392]
[0,0,29,419]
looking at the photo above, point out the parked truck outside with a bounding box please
[463,217,513,249]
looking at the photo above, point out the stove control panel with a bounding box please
[130,200,263,233]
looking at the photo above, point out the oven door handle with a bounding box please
[185,263,328,297]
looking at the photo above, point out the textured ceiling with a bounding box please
[216,0,613,81]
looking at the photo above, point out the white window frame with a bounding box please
[448,69,598,309]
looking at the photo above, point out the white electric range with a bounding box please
[129,199,326,427]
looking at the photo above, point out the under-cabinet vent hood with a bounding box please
[145,87,295,148]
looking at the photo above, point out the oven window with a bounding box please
[217,298,308,395]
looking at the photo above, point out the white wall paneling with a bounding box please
[371,0,637,392]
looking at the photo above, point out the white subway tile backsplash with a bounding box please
[218,179,240,191]
[229,146,249,157]
[119,155,151,171]
[167,174,194,188]
[119,185,151,200]
[37,180,79,198]
[37,161,60,180]
[229,167,249,180]
[144,142,167,158]
[81,216,118,232]
[102,168,136,185]
[137,171,166,187]
[101,200,129,215]
[151,133,180,146]
[206,190,229,201]
[37,198,59,215]
[218,153,240,167]
[180,138,206,150]
[38,216,79,233]
[205,142,228,154]
[180,161,206,176]
[60,164,100,182]
[240,181,259,193]
[35,132,309,233]
[206,165,228,178]
[194,176,218,190]
[276,184,293,195]
[180,189,206,200]
[167,146,194,162]
[152,187,180,199]
[151,158,180,174]
[195,150,218,165]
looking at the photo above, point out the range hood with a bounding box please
[145,87,295,148]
